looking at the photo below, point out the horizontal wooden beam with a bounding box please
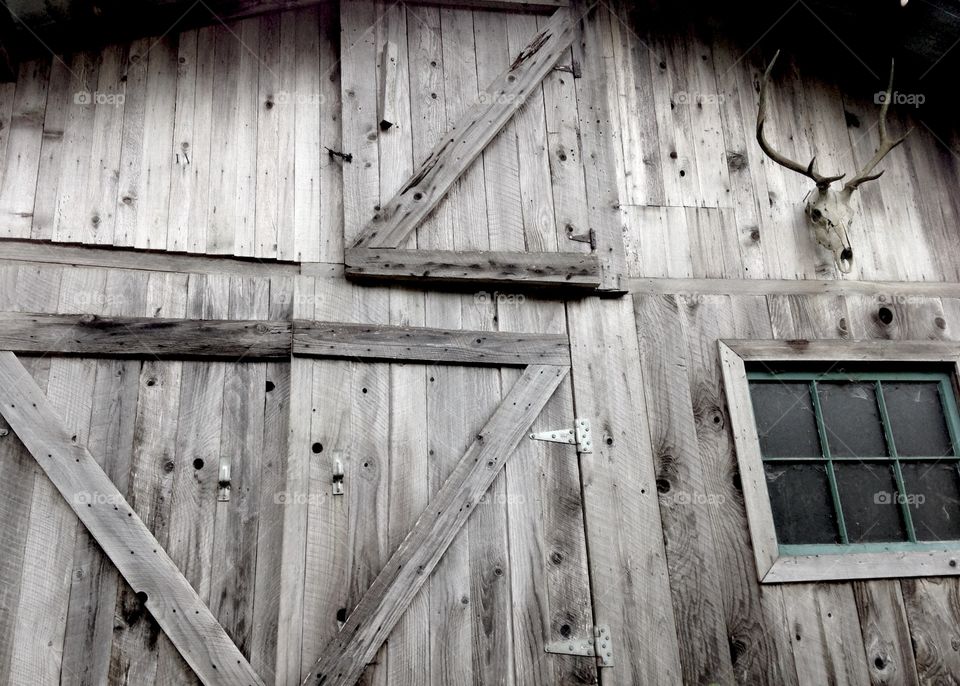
[345,248,601,290]
[302,364,569,686]
[629,276,960,298]
[723,338,960,363]
[293,320,569,366]
[0,312,291,359]
[0,352,264,686]
[351,6,583,249]
[0,237,301,277]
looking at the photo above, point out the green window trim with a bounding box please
[747,368,960,555]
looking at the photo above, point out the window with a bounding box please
[749,370,960,551]
[720,340,960,582]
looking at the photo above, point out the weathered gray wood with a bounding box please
[293,320,570,366]
[0,238,302,276]
[629,276,960,298]
[345,248,601,289]
[0,312,290,359]
[301,364,568,686]
[378,40,399,131]
[723,338,959,362]
[224,0,568,21]
[350,6,585,249]
[0,351,264,686]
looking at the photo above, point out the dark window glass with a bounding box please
[765,463,839,544]
[883,382,955,458]
[901,462,960,541]
[833,464,906,543]
[750,382,821,458]
[817,382,888,458]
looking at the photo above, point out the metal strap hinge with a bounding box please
[529,418,592,453]
[545,625,613,667]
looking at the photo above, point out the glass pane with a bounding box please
[834,464,907,543]
[765,463,839,544]
[882,382,955,458]
[817,382,888,458]
[750,382,821,458]
[901,462,960,541]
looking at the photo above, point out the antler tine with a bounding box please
[843,59,913,193]
[757,50,845,190]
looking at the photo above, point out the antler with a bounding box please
[757,50,845,190]
[842,60,913,193]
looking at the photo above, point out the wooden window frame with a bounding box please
[719,339,960,583]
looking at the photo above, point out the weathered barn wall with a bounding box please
[634,287,960,684]
[606,4,960,282]
[1,0,960,684]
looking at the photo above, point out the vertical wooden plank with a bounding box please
[208,276,269,653]
[30,58,71,240]
[572,1,626,290]
[568,294,683,684]
[294,7,321,262]
[539,11,590,254]
[250,275,294,682]
[499,296,596,685]
[682,294,798,684]
[633,293,736,684]
[12,267,102,685]
[133,35,177,251]
[235,19,261,257]
[82,44,127,246]
[52,51,99,244]
[606,0,664,206]
[114,39,150,248]
[0,59,49,238]
[58,269,143,686]
[318,0,343,263]
[340,0,379,248]
[274,11,299,262]
[206,24,240,254]
[439,7,488,251]
[476,10,526,252]
[107,271,187,684]
[0,265,61,685]
[276,276,314,685]
[167,29,199,252]
[255,15,281,260]
[153,272,229,685]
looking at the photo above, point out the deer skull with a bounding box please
[757,51,911,273]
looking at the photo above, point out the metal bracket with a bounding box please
[332,458,344,496]
[217,463,231,502]
[529,418,592,453]
[545,625,613,667]
[566,227,596,250]
[553,59,582,78]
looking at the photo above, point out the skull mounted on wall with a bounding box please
[756,51,912,273]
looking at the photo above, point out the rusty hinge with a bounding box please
[566,226,596,250]
[545,625,613,667]
[529,418,592,453]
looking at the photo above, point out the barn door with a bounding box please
[277,276,599,686]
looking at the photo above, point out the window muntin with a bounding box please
[747,370,960,555]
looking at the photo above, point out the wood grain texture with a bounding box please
[293,319,570,365]
[301,364,568,686]
[350,6,584,249]
[345,247,602,288]
[0,351,264,686]
[0,312,291,359]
